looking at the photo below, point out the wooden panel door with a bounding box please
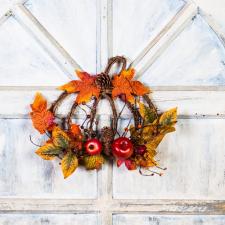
[0,0,225,224]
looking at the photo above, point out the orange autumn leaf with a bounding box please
[69,124,83,150]
[58,70,100,104]
[70,124,82,137]
[30,93,55,134]
[112,68,150,103]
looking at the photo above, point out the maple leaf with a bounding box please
[58,70,100,104]
[112,68,150,103]
[30,93,55,134]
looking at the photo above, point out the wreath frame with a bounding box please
[30,56,177,179]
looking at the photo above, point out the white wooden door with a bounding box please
[0,0,225,224]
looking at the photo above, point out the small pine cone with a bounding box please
[100,126,114,156]
[95,73,112,90]
[83,155,104,170]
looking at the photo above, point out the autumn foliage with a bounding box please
[59,70,100,104]
[30,93,55,134]
[30,56,177,179]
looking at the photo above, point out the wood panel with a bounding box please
[25,0,98,73]
[0,90,224,118]
[0,17,69,86]
[113,119,225,199]
[113,0,185,60]
[0,214,98,225]
[113,214,225,225]
[140,14,225,86]
[0,119,97,198]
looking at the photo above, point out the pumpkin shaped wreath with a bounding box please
[30,56,177,178]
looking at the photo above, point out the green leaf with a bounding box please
[52,126,70,149]
[139,101,157,124]
[35,143,62,160]
[61,150,78,179]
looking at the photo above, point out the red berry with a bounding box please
[112,137,133,159]
[135,145,146,155]
[85,138,102,156]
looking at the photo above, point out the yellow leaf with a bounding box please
[83,155,104,170]
[61,150,78,179]
[141,125,157,142]
[30,92,47,112]
[35,143,62,160]
[52,126,70,149]
[138,101,157,124]
[159,107,177,127]
[146,134,165,152]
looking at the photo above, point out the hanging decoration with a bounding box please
[30,56,177,179]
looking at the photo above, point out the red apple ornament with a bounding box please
[135,145,146,155]
[85,139,102,155]
[112,137,133,159]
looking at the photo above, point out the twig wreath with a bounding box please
[30,56,177,179]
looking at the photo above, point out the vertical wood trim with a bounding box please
[96,0,102,73]
[107,0,113,59]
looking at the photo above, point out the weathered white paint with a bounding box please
[0,90,224,118]
[0,214,98,225]
[195,0,225,36]
[113,119,225,199]
[113,214,225,225]
[25,0,98,73]
[0,17,69,86]
[0,0,225,224]
[113,0,185,60]
[140,15,225,86]
[0,119,97,198]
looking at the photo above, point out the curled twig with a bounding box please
[49,91,69,115]
[104,56,127,75]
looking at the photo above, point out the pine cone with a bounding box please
[100,126,114,157]
[95,73,112,90]
[83,155,104,170]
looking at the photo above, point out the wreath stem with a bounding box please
[49,91,69,115]
[65,102,78,129]
[102,93,118,136]
[88,97,100,137]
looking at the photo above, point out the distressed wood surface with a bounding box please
[0,214,98,225]
[140,14,225,86]
[113,215,225,225]
[0,17,69,86]
[0,119,97,199]
[0,0,225,224]
[113,119,225,200]
[0,90,224,118]
[113,0,185,60]
[25,0,97,73]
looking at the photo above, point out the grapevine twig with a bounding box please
[102,93,118,136]
[49,91,69,115]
